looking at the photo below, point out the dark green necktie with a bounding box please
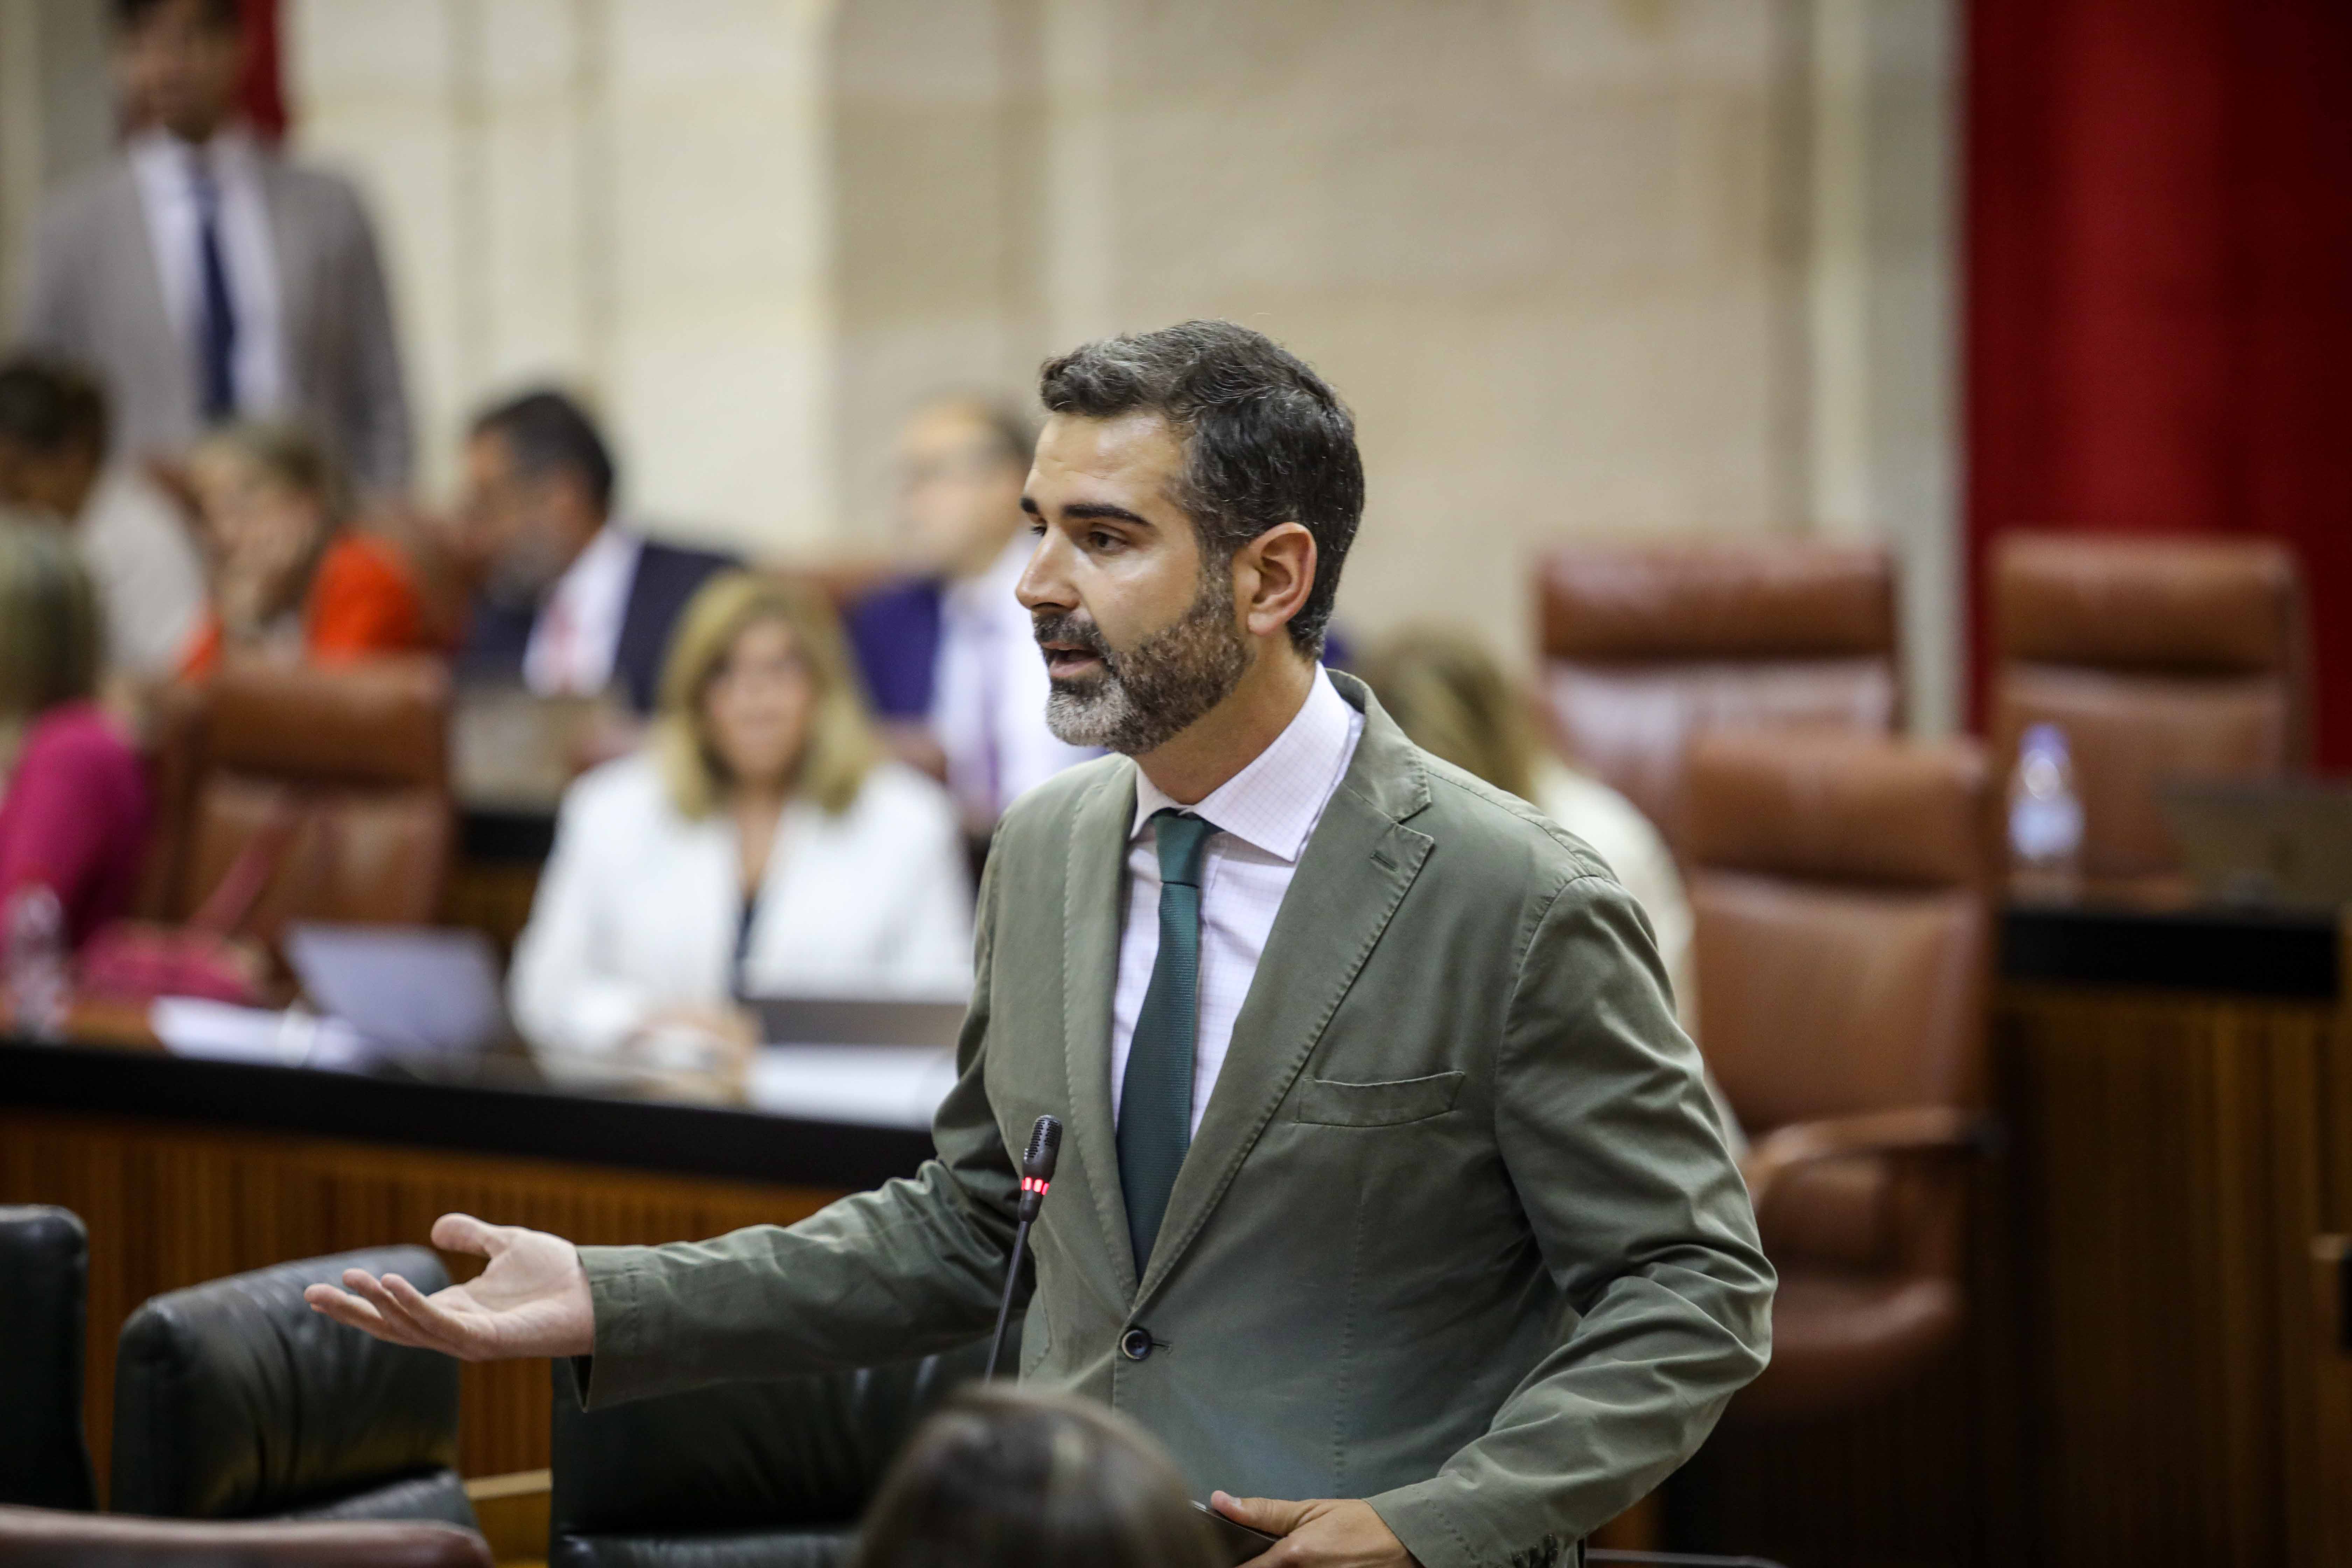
[1118,809,1214,1272]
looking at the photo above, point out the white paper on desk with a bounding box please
[745,1044,958,1128]
[150,999,371,1072]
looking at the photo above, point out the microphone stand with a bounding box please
[986,1114,1061,1379]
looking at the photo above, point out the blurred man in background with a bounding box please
[0,357,204,678]
[454,390,734,716]
[848,395,1094,834]
[13,0,411,493]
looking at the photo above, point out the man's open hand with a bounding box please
[1211,1492,1420,1568]
[303,1213,594,1361]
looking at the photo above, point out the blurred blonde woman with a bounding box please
[1360,628,1743,1152]
[510,572,973,1076]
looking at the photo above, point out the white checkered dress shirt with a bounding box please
[1110,669,1365,1136]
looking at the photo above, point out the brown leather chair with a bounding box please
[1684,730,1990,1422]
[1991,533,2308,882]
[1535,544,1898,853]
[141,658,454,940]
[0,1505,491,1567]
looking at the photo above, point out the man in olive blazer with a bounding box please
[310,321,1771,1568]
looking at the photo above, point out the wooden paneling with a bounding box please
[1999,983,2350,1568]
[1674,974,2348,1568]
[2315,1239,2352,1568]
[0,1108,842,1494]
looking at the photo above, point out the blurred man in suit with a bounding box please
[850,396,1096,834]
[14,0,411,494]
[455,390,734,716]
[311,322,1771,1567]
[0,356,204,677]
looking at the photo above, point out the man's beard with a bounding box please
[1035,573,1252,755]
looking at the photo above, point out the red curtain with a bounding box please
[1965,0,2352,766]
[239,0,287,142]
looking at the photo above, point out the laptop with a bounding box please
[284,922,513,1064]
[2160,779,2352,910]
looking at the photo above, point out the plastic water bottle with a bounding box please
[2008,723,2084,897]
[5,883,70,1041]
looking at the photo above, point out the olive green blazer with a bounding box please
[579,672,1772,1568]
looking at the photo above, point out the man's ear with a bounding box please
[1234,522,1318,643]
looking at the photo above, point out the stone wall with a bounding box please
[185,0,1948,720]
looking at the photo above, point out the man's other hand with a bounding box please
[303,1212,594,1361]
[1210,1492,1420,1568]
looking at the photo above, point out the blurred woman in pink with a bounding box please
[0,520,150,947]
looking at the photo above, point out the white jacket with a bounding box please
[510,752,973,1063]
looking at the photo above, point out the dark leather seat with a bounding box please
[139,657,454,937]
[0,1209,96,1512]
[110,1248,474,1527]
[1991,533,2308,882]
[1535,544,1898,854]
[0,1503,492,1567]
[549,1337,999,1568]
[1684,731,1991,1421]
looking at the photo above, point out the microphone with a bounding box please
[986,1114,1061,1379]
[1017,1114,1062,1222]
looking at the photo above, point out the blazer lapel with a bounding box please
[1136,681,1435,1302]
[106,169,192,426]
[257,157,318,401]
[1057,759,1141,1299]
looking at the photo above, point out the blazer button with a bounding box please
[1119,1327,1153,1362]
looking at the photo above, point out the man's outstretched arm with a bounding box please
[309,866,1020,1399]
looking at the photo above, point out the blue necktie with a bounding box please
[1117,810,1214,1272]
[191,151,238,423]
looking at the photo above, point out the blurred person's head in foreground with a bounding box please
[656,571,880,819]
[895,394,1035,581]
[851,1385,1222,1568]
[0,358,108,523]
[114,0,245,144]
[185,422,347,636]
[463,390,614,608]
[1356,626,1543,801]
[0,522,102,746]
[1021,319,1361,760]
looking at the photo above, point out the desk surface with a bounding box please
[0,1038,934,1189]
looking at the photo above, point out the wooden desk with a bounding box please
[1680,902,2348,1568]
[1999,903,2349,1568]
[0,1041,930,1493]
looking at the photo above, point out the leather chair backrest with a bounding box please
[1991,533,2307,879]
[1686,732,1991,1138]
[0,1209,96,1513]
[111,1247,472,1527]
[548,1337,999,1568]
[1535,544,1898,851]
[0,1505,492,1568]
[145,658,454,938]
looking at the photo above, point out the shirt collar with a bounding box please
[130,124,260,189]
[548,523,642,609]
[1130,668,1356,862]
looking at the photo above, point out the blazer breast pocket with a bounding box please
[1292,1070,1465,1128]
